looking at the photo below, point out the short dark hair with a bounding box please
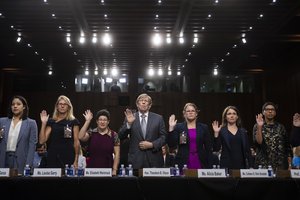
[262,101,278,112]
[7,95,29,120]
[95,109,110,121]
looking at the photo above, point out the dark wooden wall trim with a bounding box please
[0,71,299,146]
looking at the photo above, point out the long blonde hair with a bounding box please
[52,95,75,120]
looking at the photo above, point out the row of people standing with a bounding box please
[0,94,298,176]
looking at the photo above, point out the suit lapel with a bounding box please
[4,119,12,144]
[223,127,232,150]
[17,120,27,144]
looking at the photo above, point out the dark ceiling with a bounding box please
[0,0,300,80]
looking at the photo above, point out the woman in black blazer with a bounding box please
[167,103,213,170]
[212,106,253,169]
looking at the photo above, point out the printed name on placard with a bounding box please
[142,168,171,177]
[197,169,226,178]
[33,168,62,177]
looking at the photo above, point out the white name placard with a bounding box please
[290,169,300,178]
[0,168,10,177]
[84,168,112,177]
[240,169,269,178]
[197,169,226,178]
[33,168,62,177]
[142,168,171,177]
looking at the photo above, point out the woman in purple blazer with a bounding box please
[0,95,38,175]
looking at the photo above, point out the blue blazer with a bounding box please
[118,112,167,169]
[0,117,38,174]
[167,121,213,169]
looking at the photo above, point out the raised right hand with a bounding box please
[83,109,93,121]
[256,113,264,127]
[168,114,177,132]
[40,110,49,124]
[124,108,136,124]
[212,120,221,137]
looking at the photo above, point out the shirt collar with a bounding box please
[139,112,149,117]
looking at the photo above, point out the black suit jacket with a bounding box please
[167,121,213,169]
[213,127,253,169]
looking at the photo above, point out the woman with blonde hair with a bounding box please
[39,95,80,168]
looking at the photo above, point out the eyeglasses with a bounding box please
[58,103,68,106]
[185,110,196,113]
[97,118,108,122]
[264,108,275,111]
[138,99,149,103]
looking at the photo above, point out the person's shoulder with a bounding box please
[71,118,80,125]
[240,127,248,134]
[174,122,185,130]
[149,112,160,117]
[26,117,37,123]
[219,126,227,131]
[110,129,117,135]
[0,117,9,125]
[110,85,121,92]
[150,112,165,120]
[274,121,286,129]
[196,121,209,128]
[47,118,55,123]
[0,117,8,121]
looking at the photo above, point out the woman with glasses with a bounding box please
[167,103,213,170]
[79,109,120,176]
[39,95,80,169]
[253,102,292,170]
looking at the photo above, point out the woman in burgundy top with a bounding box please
[79,109,120,175]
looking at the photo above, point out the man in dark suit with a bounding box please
[118,93,166,169]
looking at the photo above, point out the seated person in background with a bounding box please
[78,145,86,168]
[162,144,175,167]
[33,143,47,168]
[110,80,121,92]
[119,135,130,169]
[291,113,300,169]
